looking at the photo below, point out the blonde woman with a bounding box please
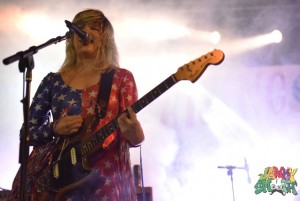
[8,9,144,201]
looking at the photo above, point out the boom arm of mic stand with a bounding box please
[2,31,72,66]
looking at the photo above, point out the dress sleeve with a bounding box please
[119,69,138,112]
[117,69,141,147]
[20,73,54,146]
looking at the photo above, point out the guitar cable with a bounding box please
[139,145,146,201]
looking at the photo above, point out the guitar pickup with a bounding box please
[70,147,77,165]
[53,163,59,179]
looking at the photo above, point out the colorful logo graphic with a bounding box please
[254,166,298,196]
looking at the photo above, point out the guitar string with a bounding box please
[56,137,69,162]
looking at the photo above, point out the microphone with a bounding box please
[65,20,92,44]
[244,158,251,184]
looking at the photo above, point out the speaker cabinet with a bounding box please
[133,165,153,201]
[0,190,10,201]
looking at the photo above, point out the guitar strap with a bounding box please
[95,69,115,120]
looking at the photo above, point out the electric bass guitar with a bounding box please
[37,49,225,201]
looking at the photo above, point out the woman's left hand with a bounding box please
[117,107,144,146]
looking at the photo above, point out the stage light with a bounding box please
[270,29,282,43]
[250,29,283,47]
[210,31,221,44]
[222,29,283,56]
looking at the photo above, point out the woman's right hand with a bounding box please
[53,115,83,136]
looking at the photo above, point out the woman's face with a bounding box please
[73,24,102,60]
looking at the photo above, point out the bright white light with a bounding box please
[17,13,65,40]
[116,18,221,44]
[117,18,189,42]
[210,31,221,44]
[188,29,221,44]
[271,29,282,43]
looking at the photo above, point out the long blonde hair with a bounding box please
[59,9,119,73]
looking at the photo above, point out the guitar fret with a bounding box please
[107,122,115,132]
[112,119,119,130]
[86,140,93,150]
[103,125,110,139]
[139,97,148,109]
[99,130,106,140]
[80,143,88,155]
[165,76,176,89]
[153,88,161,96]
[90,135,98,147]
[144,94,153,103]
[95,132,102,143]
[147,90,156,101]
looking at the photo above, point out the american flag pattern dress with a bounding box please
[7,68,139,201]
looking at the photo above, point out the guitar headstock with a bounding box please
[174,49,225,83]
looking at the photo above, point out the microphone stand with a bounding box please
[218,165,245,201]
[2,31,72,201]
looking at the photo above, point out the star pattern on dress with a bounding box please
[95,188,102,195]
[112,83,117,91]
[121,87,127,94]
[113,187,119,196]
[30,118,38,125]
[68,99,78,106]
[52,106,57,114]
[104,160,112,169]
[128,81,134,88]
[37,93,43,99]
[101,194,108,201]
[89,90,97,98]
[33,133,38,140]
[43,131,48,138]
[111,95,117,103]
[66,197,72,201]
[104,178,111,186]
[70,88,77,93]
[61,84,68,89]
[106,110,113,119]
[123,75,129,83]
[34,104,42,111]
[86,106,94,115]
[44,87,49,94]
[114,153,119,161]
[57,94,66,101]
[126,94,133,102]
[54,81,60,87]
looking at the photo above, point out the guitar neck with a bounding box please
[132,74,178,113]
[79,74,178,155]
